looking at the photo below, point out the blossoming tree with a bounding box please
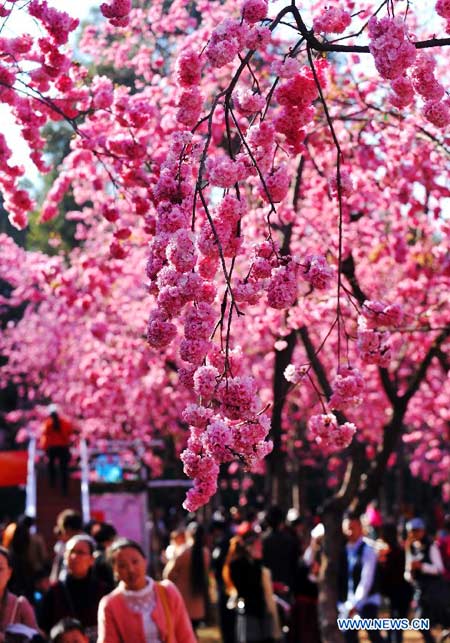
[1,0,450,637]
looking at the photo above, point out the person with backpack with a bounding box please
[97,538,196,643]
[338,512,383,643]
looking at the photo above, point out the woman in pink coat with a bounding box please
[97,538,196,643]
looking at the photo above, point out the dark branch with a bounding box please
[287,6,450,53]
[401,326,450,405]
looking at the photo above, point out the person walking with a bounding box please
[405,518,445,643]
[97,537,196,643]
[262,506,299,595]
[163,522,210,632]
[50,510,84,583]
[338,513,383,643]
[377,521,413,643]
[222,525,282,643]
[40,404,74,496]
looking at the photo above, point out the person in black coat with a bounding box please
[39,535,110,642]
[378,522,413,643]
[262,506,299,594]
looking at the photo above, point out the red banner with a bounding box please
[0,451,28,486]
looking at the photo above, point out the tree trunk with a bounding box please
[318,503,345,643]
[267,328,296,507]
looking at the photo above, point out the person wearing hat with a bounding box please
[40,405,74,496]
[405,518,445,643]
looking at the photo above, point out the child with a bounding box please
[49,619,88,643]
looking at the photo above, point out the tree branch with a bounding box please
[401,326,450,405]
[287,6,450,53]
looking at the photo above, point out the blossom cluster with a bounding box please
[273,63,324,154]
[370,19,449,128]
[355,301,405,367]
[368,16,416,80]
[0,1,82,228]
[100,0,132,27]
[308,413,357,452]
[329,368,365,411]
[436,0,450,30]
[145,125,277,508]
[313,6,352,34]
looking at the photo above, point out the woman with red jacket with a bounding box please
[97,538,196,643]
[40,404,73,496]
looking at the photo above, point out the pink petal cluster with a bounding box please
[368,16,416,80]
[193,365,220,400]
[267,259,298,309]
[245,25,271,51]
[329,170,353,198]
[146,310,177,348]
[182,404,214,428]
[309,413,356,451]
[205,19,247,68]
[274,65,321,152]
[247,121,276,172]
[234,90,266,116]
[241,0,268,24]
[175,49,202,88]
[390,77,415,109]
[302,255,334,290]
[29,0,79,44]
[436,0,450,17]
[232,415,273,466]
[329,368,365,410]
[262,164,290,203]
[184,303,216,340]
[181,449,219,511]
[357,324,392,368]
[284,364,308,384]
[177,88,204,129]
[411,54,445,102]
[313,6,351,34]
[202,418,234,462]
[218,375,258,420]
[100,0,132,27]
[166,229,197,273]
[362,301,404,329]
[206,156,243,188]
[179,338,211,365]
[422,100,450,129]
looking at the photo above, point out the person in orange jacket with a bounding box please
[40,404,73,496]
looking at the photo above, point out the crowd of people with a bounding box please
[1,503,450,642]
